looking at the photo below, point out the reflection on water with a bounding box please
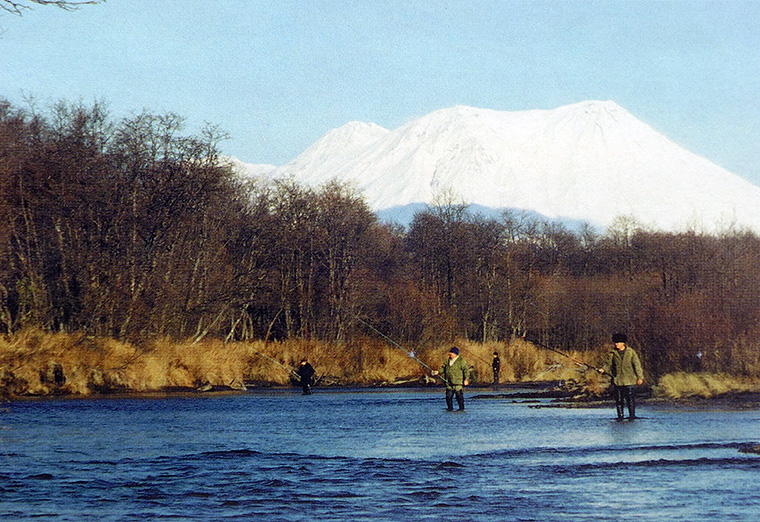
[2,388,759,521]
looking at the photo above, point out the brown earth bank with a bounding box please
[1,330,759,403]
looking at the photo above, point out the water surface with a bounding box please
[2,387,759,521]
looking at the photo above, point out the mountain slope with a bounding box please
[267,101,760,232]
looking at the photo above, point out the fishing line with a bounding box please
[252,350,300,378]
[522,335,602,372]
[458,346,494,366]
[253,350,324,388]
[353,315,449,384]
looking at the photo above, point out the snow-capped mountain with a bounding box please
[243,101,760,232]
[227,157,277,178]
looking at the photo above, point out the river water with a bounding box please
[2,386,759,521]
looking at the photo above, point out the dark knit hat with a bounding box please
[612,333,627,344]
[449,347,459,355]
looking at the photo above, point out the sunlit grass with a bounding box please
[10,328,756,398]
[654,371,760,399]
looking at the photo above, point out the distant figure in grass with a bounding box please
[492,351,501,386]
[296,358,315,395]
[598,333,644,420]
[432,347,470,411]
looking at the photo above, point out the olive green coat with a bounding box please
[603,345,644,386]
[440,356,470,390]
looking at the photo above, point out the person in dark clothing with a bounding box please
[296,358,315,395]
[492,352,501,385]
[598,333,644,419]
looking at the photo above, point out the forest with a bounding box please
[2,98,760,381]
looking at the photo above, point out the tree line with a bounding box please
[2,99,759,377]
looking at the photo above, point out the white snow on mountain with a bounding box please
[227,157,277,178]
[240,101,760,233]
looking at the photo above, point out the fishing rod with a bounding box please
[353,315,450,385]
[521,335,602,372]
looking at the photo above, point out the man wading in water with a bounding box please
[296,358,315,395]
[432,347,470,411]
[598,333,644,420]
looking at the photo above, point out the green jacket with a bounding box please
[440,356,470,389]
[603,345,644,386]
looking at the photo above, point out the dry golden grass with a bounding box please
[0,331,260,395]
[0,329,619,396]
[655,372,760,399]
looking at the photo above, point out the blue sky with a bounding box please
[2,1,759,185]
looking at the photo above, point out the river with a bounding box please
[2,387,759,521]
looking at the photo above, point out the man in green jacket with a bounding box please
[432,347,470,411]
[599,333,644,419]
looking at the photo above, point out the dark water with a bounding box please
[2,387,760,521]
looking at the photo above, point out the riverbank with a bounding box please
[1,329,758,402]
[0,329,586,398]
[6,376,760,412]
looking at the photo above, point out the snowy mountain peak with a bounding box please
[319,120,388,143]
[249,101,760,233]
[570,99,623,112]
[278,121,388,184]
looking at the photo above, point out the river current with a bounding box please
[2,387,759,521]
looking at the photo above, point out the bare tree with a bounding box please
[1,1,101,15]
[314,180,376,340]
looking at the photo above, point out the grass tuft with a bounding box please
[655,372,759,399]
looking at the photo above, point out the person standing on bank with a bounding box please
[432,347,470,411]
[296,358,315,395]
[492,351,501,386]
[598,333,644,419]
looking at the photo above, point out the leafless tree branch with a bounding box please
[1,0,103,15]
